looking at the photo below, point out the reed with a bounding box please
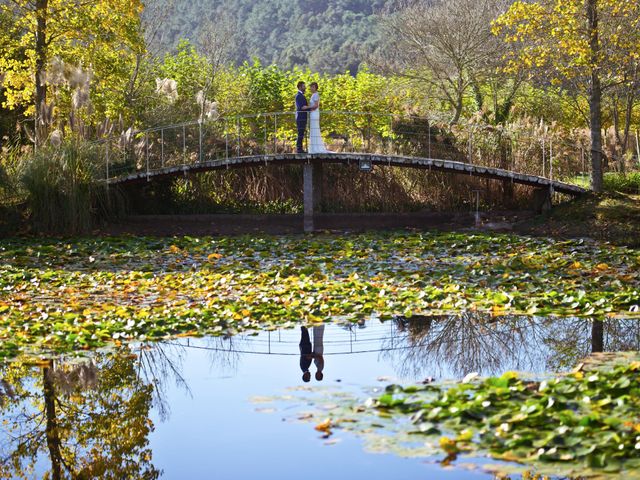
[20,138,113,234]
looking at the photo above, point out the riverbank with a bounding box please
[515,192,640,248]
[3,192,639,249]
[96,192,640,249]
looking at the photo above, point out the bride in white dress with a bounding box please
[307,82,330,154]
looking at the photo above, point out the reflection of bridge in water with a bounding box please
[162,316,638,378]
[175,321,412,356]
[103,111,590,232]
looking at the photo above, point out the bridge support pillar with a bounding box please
[303,162,322,232]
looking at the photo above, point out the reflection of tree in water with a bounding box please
[383,314,549,378]
[384,315,640,378]
[138,342,191,421]
[543,318,640,371]
[203,335,244,373]
[137,336,245,420]
[0,350,161,479]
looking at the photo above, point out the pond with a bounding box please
[1,315,638,479]
[1,231,639,477]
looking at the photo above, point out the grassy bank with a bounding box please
[520,192,640,248]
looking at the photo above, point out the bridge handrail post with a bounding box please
[388,115,393,155]
[236,117,240,157]
[264,115,268,156]
[349,114,354,153]
[225,119,229,162]
[273,114,277,155]
[182,125,186,164]
[145,133,149,180]
[542,136,546,178]
[366,114,371,152]
[105,139,109,184]
[161,128,165,167]
[198,120,203,163]
[549,139,554,182]
[428,118,431,159]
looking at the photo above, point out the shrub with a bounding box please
[603,171,640,194]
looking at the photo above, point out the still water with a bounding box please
[1,316,637,479]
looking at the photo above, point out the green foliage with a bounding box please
[0,0,145,119]
[156,40,212,118]
[603,172,640,194]
[0,232,639,358]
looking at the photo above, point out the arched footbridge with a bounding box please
[107,151,588,197]
[102,111,591,231]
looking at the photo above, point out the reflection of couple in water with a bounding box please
[299,326,324,382]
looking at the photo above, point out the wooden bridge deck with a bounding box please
[109,152,589,197]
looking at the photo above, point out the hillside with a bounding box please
[145,0,398,73]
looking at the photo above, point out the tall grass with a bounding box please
[0,141,26,204]
[20,139,114,234]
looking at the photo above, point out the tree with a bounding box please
[607,55,639,172]
[493,0,640,192]
[376,0,516,124]
[196,12,236,121]
[0,0,145,143]
[153,39,213,124]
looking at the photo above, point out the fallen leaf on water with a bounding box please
[315,418,332,433]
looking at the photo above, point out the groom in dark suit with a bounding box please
[295,81,309,153]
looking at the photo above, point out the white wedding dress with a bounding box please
[308,92,329,153]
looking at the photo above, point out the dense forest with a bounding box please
[147,0,398,73]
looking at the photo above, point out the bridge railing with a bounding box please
[102,111,591,186]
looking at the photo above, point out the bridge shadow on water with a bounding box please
[0,314,636,478]
[102,211,494,237]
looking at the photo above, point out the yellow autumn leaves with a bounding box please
[493,0,640,81]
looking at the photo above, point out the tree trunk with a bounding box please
[451,93,463,125]
[43,362,63,480]
[591,319,604,353]
[622,72,636,169]
[35,0,48,146]
[586,0,603,192]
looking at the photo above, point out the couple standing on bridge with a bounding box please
[295,81,331,154]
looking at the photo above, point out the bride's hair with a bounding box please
[310,82,319,90]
